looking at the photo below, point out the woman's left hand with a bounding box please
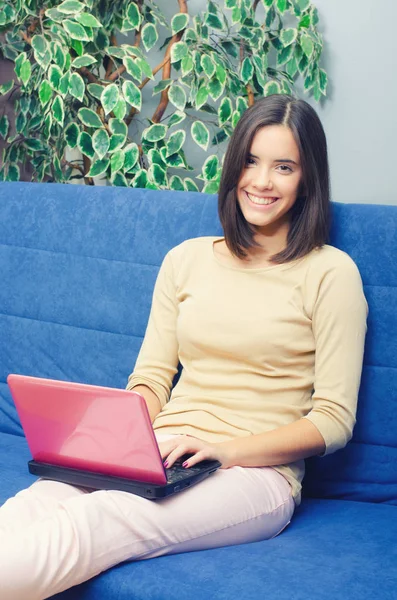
[158,435,234,470]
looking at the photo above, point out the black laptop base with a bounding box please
[28,459,221,500]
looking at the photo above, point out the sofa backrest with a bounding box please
[0,182,396,504]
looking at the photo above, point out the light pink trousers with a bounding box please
[0,435,294,600]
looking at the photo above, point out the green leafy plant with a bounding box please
[0,0,327,191]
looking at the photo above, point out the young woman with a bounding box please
[0,95,368,600]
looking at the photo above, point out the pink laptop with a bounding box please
[7,374,220,499]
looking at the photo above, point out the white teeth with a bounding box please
[247,193,278,206]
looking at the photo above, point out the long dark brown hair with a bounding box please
[218,94,330,262]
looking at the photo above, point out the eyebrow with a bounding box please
[248,153,299,165]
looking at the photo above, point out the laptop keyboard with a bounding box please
[166,455,207,484]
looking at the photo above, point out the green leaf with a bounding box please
[15,54,27,80]
[241,57,253,84]
[296,0,310,11]
[298,53,309,74]
[153,78,172,95]
[286,56,298,78]
[136,57,154,80]
[147,148,165,166]
[63,20,89,41]
[167,111,186,127]
[231,110,241,128]
[299,14,311,29]
[123,57,142,82]
[48,65,62,91]
[39,80,53,106]
[281,28,298,47]
[67,72,84,102]
[203,180,219,194]
[300,34,314,59]
[72,54,97,68]
[65,122,80,149]
[0,115,9,140]
[75,13,102,28]
[0,81,14,96]
[201,55,215,78]
[205,13,223,30]
[195,85,209,109]
[7,165,20,182]
[31,35,48,56]
[111,172,128,186]
[221,40,238,59]
[107,46,127,59]
[264,80,281,95]
[58,0,85,13]
[101,83,120,115]
[202,155,219,181]
[169,175,184,191]
[111,149,125,173]
[46,8,64,22]
[149,163,167,186]
[142,23,158,52]
[78,131,95,159]
[207,78,222,101]
[127,3,142,29]
[172,13,189,34]
[88,158,109,177]
[277,44,294,66]
[184,177,199,192]
[52,96,65,126]
[133,169,148,188]
[166,129,186,156]
[15,111,26,134]
[71,39,84,56]
[171,41,188,63]
[108,134,126,153]
[109,119,128,137]
[225,0,237,7]
[215,64,226,85]
[122,80,141,110]
[184,28,198,43]
[92,129,110,159]
[168,84,186,111]
[319,68,328,94]
[59,72,70,97]
[191,121,209,151]
[276,0,287,13]
[124,143,140,171]
[144,123,167,142]
[24,138,45,151]
[163,151,185,168]
[19,60,31,87]
[218,97,232,124]
[78,107,103,128]
[87,83,103,100]
[112,98,127,120]
[181,54,194,76]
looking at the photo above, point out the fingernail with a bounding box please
[163,461,168,468]
[182,462,188,468]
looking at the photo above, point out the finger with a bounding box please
[181,449,211,469]
[163,445,192,469]
[158,440,181,461]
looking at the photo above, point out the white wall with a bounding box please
[145,0,397,205]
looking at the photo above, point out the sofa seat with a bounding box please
[2,438,395,600]
[52,497,397,600]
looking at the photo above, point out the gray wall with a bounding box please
[166,0,397,205]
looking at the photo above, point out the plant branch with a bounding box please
[151,0,188,124]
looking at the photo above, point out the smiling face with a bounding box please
[237,125,303,246]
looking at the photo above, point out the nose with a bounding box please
[252,167,273,190]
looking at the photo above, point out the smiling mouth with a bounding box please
[246,192,279,206]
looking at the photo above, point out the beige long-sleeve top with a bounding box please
[127,237,368,504]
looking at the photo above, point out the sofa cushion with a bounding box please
[52,497,397,600]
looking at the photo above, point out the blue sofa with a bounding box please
[0,181,396,600]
